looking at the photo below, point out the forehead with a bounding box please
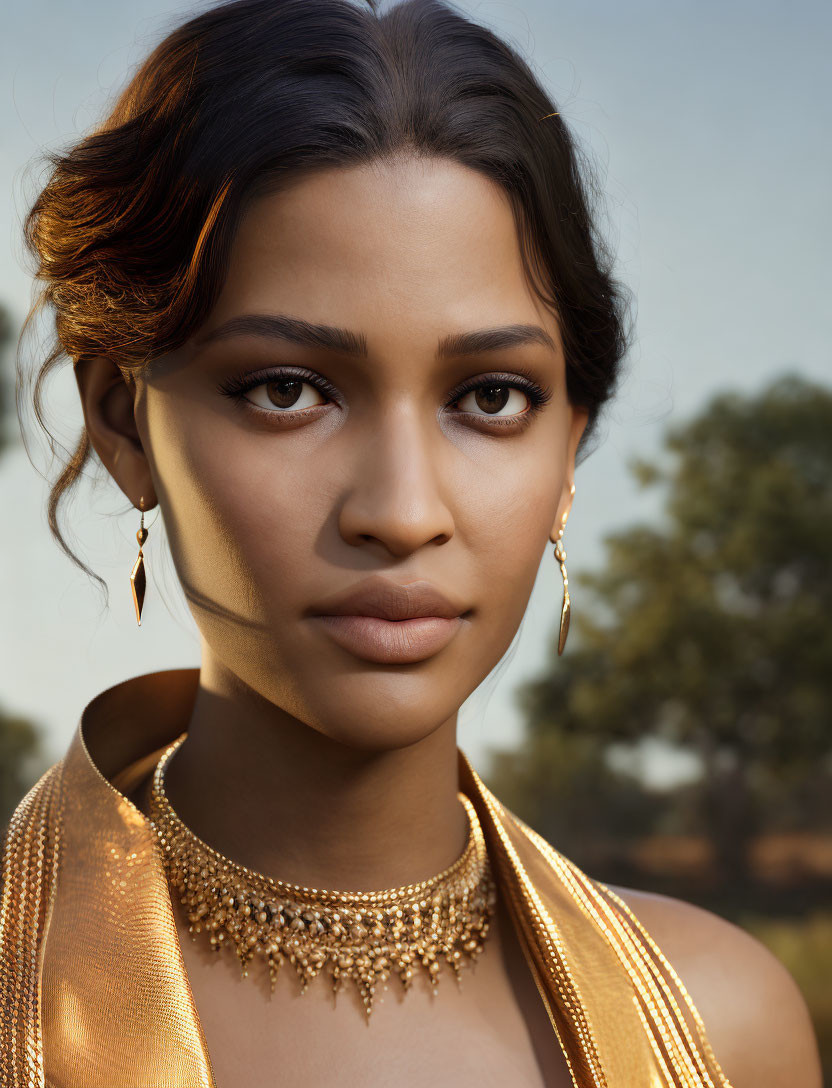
[208,155,557,347]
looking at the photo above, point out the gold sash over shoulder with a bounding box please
[0,669,732,1087]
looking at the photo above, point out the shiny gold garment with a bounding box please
[0,668,732,1088]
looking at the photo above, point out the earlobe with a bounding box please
[549,481,576,544]
[73,356,158,510]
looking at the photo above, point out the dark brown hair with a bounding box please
[17,0,632,594]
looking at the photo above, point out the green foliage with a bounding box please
[0,707,45,830]
[486,729,665,866]
[488,374,832,880]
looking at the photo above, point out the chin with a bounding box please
[299,671,466,752]
[213,632,478,752]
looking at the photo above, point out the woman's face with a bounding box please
[132,154,587,750]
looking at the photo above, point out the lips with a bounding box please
[310,576,466,621]
[307,576,469,664]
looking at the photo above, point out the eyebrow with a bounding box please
[194,313,558,358]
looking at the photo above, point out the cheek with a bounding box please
[455,446,563,640]
[148,405,324,620]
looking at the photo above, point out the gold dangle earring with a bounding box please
[552,484,575,656]
[130,497,149,626]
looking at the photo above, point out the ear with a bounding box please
[549,405,589,544]
[73,356,158,511]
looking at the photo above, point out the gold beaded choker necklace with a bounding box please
[148,737,496,1018]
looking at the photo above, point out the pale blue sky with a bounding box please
[1,0,830,779]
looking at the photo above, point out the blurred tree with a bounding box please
[485,728,666,874]
[0,707,45,831]
[488,374,832,883]
[0,303,46,826]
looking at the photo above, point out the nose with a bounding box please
[337,406,455,558]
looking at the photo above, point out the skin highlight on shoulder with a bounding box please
[604,883,823,1088]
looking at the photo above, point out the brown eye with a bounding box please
[247,379,327,413]
[456,384,530,417]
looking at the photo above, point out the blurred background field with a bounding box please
[1,0,830,1080]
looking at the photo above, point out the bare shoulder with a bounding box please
[604,882,823,1088]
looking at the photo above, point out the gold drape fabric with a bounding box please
[0,668,733,1088]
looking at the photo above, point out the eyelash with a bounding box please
[217,366,553,429]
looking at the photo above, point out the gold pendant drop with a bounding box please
[130,502,149,626]
[555,538,570,655]
[552,484,575,657]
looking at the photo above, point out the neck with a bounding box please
[156,656,469,892]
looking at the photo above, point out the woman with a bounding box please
[0,0,821,1085]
